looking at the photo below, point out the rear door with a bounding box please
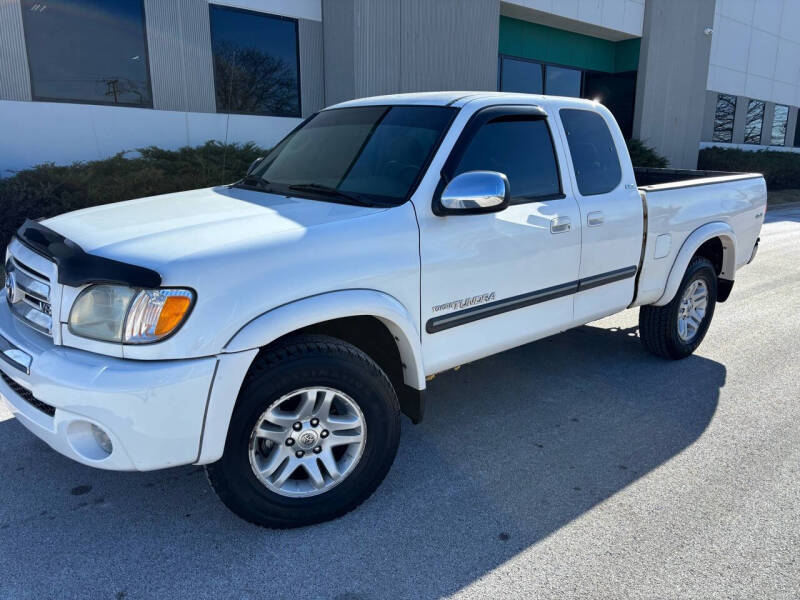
[556,107,643,323]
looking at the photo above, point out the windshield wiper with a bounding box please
[288,183,376,207]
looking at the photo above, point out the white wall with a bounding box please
[708,0,800,105]
[0,100,300,176]
[501,0,644,39]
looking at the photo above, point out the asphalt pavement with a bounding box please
[1,205,799,599]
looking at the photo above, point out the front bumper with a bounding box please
[0,297,217,471]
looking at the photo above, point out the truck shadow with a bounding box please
[0,321,724,600]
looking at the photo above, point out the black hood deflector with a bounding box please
[14,219,162,288]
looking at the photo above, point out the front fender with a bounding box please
[195,290,425,465]
[223,289,426,390]
[653,222,736,306]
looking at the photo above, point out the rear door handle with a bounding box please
[550,216,571,234]
[587,211,604,227]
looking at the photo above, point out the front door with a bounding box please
[416,105,582,375]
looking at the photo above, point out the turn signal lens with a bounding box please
[155,295,192,336]
[123,289,194,343]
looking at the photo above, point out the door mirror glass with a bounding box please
[247,157,264,175]
[439,171,510,215]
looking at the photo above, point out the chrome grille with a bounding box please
[5,255,54,336]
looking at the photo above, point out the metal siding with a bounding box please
[760,102,776,146]
[144,0,216,113]
[0,0,31,102]
[299,18,325,115]
[354,0,401,98]
[180,0,216,113]
[701,90,717,142]
[399,0,498,93]
[786,107,798,148]
[633,0,715,168]
[322,0,356,105]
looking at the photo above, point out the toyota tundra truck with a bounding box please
[0,92,765,528]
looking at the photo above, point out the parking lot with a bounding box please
[1,205,798,600]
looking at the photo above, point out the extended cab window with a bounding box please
[453,117,562,203]
[559,109,622,196]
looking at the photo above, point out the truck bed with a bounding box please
[632,168,766,308]
[634,167,761,189]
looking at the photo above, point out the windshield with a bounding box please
[246,105,456,206]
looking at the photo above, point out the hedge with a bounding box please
[626,138,669,168]
[0,141,267,254]
[698,146,800,190]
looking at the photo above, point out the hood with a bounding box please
[43,186,383,271]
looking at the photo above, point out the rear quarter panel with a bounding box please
[634,175,766,306]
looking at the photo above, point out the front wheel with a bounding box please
[639,256,718,360]
[206,335,401,528]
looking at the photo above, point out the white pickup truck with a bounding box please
[1,92,765,527]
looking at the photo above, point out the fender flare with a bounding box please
[653,222,737,306]
[223,289,426,390]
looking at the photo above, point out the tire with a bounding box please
[205,334,401,528]
[639,256,718,360]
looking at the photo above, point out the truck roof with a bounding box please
[327,91,601,111]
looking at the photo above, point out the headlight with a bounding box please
[69,285,194,344]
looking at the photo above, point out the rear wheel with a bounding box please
[639,256,718,359]
[206,334,400,528]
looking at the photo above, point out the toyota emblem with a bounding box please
[4,271,15,303]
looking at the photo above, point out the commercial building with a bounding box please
[0,0,796,174]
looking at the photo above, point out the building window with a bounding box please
[794,116,800,147]
[498,55,636,138]
[499,57,543,94]
[743,100,765,145]
[20,0,152,107]
[583,71,636,139]
[499,56,581,97]
[712,94,737,143]
[545,66,582,97]
[210,5,301,117]
[771,104,789,146]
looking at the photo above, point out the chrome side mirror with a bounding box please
[247,157,264,175]
[437,171,510,215]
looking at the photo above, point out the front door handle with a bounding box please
[550,216,571,234]
[587,211,604,227]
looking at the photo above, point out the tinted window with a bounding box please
[545,66,582,97]
[210,5,300,117]
[499,57,543,94]
[252,106,455,204]
[560,109,622,196]
[454,118,561,202]
[21,0,151,106]
[744,100,765,145]
[771,104,789,146]
[712,93,737,143]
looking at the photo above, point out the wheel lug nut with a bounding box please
[313,446,322,454]
[285,438,295,446]
[292,422,302,431]
[295,450,305,458]
[320,430,329,438]
[310,418,319,427]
